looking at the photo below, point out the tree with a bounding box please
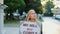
[45,1,54,12]
[24,0,43,14]
[44,1,54,16]
[18,0,26,15]
[4,0,26,20]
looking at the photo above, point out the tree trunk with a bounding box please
[6,13,10,20]
[6,13,14,20]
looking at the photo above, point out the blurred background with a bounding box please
[0,0,60,34]
[4,0,60,24]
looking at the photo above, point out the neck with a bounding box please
[29,19,35,22]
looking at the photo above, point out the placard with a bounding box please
[19,21,41,34]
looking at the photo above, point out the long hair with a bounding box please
[25,9,39,22]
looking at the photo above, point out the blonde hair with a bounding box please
[25,9,39,22]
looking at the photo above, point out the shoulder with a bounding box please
[20,21,29,24]
[36,21,42,26]
[37,20,42,24]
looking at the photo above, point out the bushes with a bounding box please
[44,12,53,16]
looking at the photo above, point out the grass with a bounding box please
[4,20,20,24]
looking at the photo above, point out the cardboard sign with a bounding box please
[19,21,41,34]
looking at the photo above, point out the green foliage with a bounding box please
[44,12,53,16]
[4,0,43,20]
[45,1,54,8]
[4,0,26,13]
[4,20,20,24]
[44,1,54,16]
[25,0,43,14]
[4,0,26,20]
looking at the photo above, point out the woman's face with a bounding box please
[30,11,36,19]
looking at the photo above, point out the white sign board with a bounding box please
[19,21,41,34]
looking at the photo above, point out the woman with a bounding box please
[26,9,38,22]
[19,9,42,34]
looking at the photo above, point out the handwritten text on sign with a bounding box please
[19,21,40,34]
